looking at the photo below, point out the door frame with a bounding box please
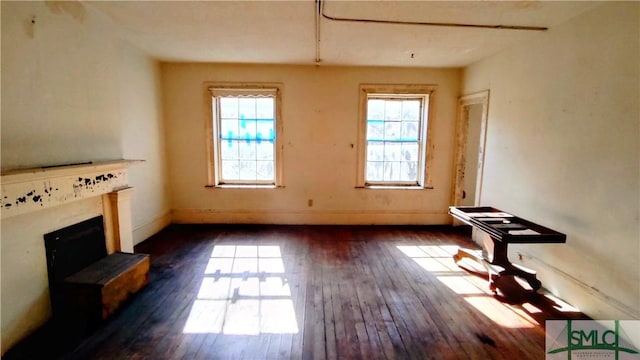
[451,90,490,207]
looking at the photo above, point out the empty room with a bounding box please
[1,1,638,359]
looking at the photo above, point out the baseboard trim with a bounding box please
[460,230,638,319]
[518,252,639,320]
[132,211,171,245]
[171,208,451,225]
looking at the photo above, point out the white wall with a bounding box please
[1,1,170,353]
[1,1,122,169]
[462,2,639,319]
[162,64,461,224]
[118,43,171,244]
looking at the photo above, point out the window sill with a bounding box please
[356,185,434,190]
[205,184,283,189]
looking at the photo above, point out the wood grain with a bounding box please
[5,225,588,360]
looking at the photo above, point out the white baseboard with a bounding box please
[171,208,451,225]
[517,252,639,320]
[132,211,171,245]
[454,229,638,320]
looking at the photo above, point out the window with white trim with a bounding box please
[208,86,282,187]
[357,85,435,188]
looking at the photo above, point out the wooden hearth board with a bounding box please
[63,252,150,321]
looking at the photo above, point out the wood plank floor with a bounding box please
[6,225,588,360]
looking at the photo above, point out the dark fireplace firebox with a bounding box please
[43,215,150,346]
[44,216,107,314]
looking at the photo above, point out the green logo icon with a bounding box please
[547,320,639,359]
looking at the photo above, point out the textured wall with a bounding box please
[462,2,639,319]
[162,64,461,224]
[1,2,170,352]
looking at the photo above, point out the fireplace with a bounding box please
[41,213,149,343]
[44,216,108,315]
[0,160,143,352]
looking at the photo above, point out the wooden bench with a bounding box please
[61,252,150,326]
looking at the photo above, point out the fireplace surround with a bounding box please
[0,160,143,351]
[1,160,142,253]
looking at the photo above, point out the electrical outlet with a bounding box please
[308,199,313,207]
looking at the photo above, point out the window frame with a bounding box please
[356,84,436,189]
[206,83,284,188]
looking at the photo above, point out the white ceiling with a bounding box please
[88,1,599,68]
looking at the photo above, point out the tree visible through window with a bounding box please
[358,84,434,188]
[366,97,422,183]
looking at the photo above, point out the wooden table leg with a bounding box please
[454,238,541,295]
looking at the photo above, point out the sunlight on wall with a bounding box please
[396,245,538,329]
[183,245,299,334]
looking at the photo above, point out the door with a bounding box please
[461,103,484,206]
[452,91,489,208]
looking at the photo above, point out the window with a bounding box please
[208,85,283,187]
[357,84,435,188]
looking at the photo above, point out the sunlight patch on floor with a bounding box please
[183,245,299,335]
[397,244,539,329]
[464,296,536,328]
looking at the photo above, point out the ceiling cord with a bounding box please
[315,0,322,63]
[318,0,548,32]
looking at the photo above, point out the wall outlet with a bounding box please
[307,199,313,207]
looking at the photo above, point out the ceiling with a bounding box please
[88,1,599,68]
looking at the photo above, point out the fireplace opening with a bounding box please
[44,216,107,315]
[40,214,150,351]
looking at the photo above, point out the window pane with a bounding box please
[238,142,256,160]
[238,98,256,119]
[256,161,274,180]
[222,160,240,180]
[384,101,402,121]
[239,161,256,180]
[402,100,420,121]
[366,121,384,141]
[366,161,383,181]
[256,98,274,119]
[221,119,238,140]
[384,142,402,161]
[401,143,419,162]
[220,98,239,118]
[400,162,418,181]
[401,121,419,141]
[220,141,239,160]
[384,122,401,141]
[367,142,384,161]
[240,119,257,139]
[256,121,275,142]
[368,99,385,120]
[256,142,274,160]
[383,161,401,181]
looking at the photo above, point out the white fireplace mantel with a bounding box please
[1,160,142,220]
[1,159,144,253]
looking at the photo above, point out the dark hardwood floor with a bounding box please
[6,225,587,359]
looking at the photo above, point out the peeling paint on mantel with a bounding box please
[0,160,143,219]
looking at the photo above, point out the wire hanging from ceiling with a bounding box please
[314,0,548,64]
[318,0,548,31]
[315,0,322,63]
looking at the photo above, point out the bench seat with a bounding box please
[62,252,150,322]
